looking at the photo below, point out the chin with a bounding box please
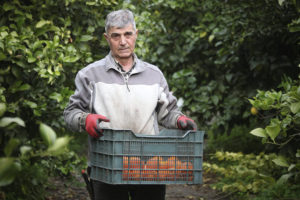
[118,53,132,59]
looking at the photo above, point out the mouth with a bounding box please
[119,48,129,51]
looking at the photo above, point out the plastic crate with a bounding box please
[90,129,204,185]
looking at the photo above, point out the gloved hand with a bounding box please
[177,115,197,131]
[85,114,110,138]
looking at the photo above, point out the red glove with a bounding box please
[85,114,110,138]
[177,115,197,131]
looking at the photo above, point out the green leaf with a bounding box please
[278,0,285,6]
[0,41,4,50]
[18,84,31,92]
[266,123,281,141]
[211,96,219,105]
[208,34,215,43]
[53,35,60,46]
[24,100,37,109]
[39,123,57,147]
[199,32,207,38]
[39,123,56,146]
[0,65,10,75]
[277,173,293,185]
[0,117,25,127]
[290,102,300,114]
[28,56,36,63]
[0,158,21,187]
[4,138,20,157]
[49,92,63,102]
[3,3,15,11]
[63,56,80,63]
[20,145,32,155]
[32,40,42,50]
[288,164,296,171]
[0,31,8,39]
[0,102,6,117]
[272,156,289,167]
[10,82,31,93]
[15,60,26,68]
[0,52,7,61]
[250,128,267,138]
[86,1,96,5]
[47,136,70,155]
[36,20,51,28]
[296,149,300,158]
[79,35,94,42]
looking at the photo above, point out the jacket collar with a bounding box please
[105,51,146,74]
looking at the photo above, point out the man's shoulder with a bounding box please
[78,58,106,75]
[138,59,163,75]
[84,58,106,71]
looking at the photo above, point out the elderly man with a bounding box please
[64,9,197,200]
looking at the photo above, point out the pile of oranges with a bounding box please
[122,156,193,181]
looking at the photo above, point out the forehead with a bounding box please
[108,24,135,33]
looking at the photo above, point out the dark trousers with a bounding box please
[92,180,166,200]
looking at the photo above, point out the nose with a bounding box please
[120,34,127,45]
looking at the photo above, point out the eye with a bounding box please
[110,33,121,40]
[124,32,133,38]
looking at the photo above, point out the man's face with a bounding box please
[104,24,138,60]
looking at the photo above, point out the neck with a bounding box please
[115,56,134,72]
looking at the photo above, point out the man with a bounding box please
[64,9,197,200]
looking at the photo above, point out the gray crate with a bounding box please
[90,129,204,185]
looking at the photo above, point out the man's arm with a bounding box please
[157,75,197,130]
[64,71,110,137]
[64,71,91,132]
[157,75,182,128]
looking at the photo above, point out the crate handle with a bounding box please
[133,130,195,138]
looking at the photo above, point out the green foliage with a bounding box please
[249,75,300,184]
[0,0,120,198]
[0,113,70,199]
[0,0,299,199]
[252,183,300,200]
[247,0,300,194]
[132,0,300,135]
[2,158,48,200]
[204,151,300,199]
[206,121,265,154]
[205,152,277,195]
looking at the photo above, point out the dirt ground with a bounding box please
[46,171,230,200]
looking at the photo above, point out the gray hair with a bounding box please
[105,9,136,33]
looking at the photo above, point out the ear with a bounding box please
[135,29,139,37]
[103,33,109,42]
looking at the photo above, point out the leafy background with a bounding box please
[0,0,299,199]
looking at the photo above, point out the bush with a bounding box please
[206,121,265,154]
[204,151,298,200]
[0,0,117,198]
[253,183,300,200]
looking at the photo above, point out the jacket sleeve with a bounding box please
[63,71,92,132]
[157,75,182,129]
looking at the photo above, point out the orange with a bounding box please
[145,156,162,169]
[129,156,142,169]
[143,156,165,181]
[251,106,258,115]
[128,170,141,180]
[181,161,193,181]
[122,156,129,180]
[123,156,144,180]
[159,159,168,169]
[123,156,129,168]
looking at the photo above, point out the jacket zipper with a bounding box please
[123,73,130,92]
